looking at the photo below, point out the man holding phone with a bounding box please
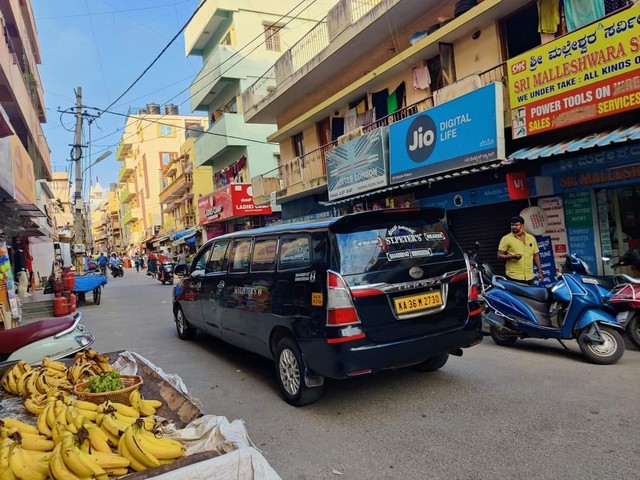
[497,215,544,285]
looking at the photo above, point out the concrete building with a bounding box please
[115,105,208,252]
[184,0,338,237]
[243,0,640,278]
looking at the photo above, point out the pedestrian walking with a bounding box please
[497,215,544,285]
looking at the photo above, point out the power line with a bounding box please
[95,0,210,122]
[38,1,192,20]
[85,0,112,102]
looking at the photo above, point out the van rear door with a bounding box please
[331,209,470,343]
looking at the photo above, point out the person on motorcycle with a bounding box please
[97,252,108,274]
[497,215,543,285]
[109,252,121,268]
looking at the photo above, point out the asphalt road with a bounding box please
[82,270,640,480]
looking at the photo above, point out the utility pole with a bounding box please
[72,87,84,271]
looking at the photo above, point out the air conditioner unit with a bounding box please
[73,244,86,254]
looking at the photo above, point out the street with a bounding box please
[83,271,640,480]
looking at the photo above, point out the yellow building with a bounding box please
[115,105,208,252]
[157,128,213,250]
[49,171,74,239]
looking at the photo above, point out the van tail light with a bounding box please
[327,271,361,326]
[463,254,479,302]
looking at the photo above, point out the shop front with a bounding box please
[198,183,274,241]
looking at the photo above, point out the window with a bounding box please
[279,236,311,270]
[251,238,278,272]
[191,243,214,276]
[159,124,173,136]
[229,239,252,273]
[206,241,230,273]
[220,29,232,46]
[502,3,541,59]
[292,132,304,158]
[161,153,172,165]
[264,24,282,52]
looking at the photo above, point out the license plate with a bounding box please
[394,291,443,314]
[616,311,629,323]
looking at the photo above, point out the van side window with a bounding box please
[279,235,311,270]
[251,238,278,272]
[229,239,252,273]
[206,240,230,273]
[191,243,214,276]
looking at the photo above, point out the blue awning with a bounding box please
[506,123,640,163]
[171,227,197,241]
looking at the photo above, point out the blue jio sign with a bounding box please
[388,83,505,184]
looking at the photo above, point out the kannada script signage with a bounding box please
[198,183,272,225]
[508,3,640,138]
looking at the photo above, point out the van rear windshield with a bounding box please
[335,219,457,275]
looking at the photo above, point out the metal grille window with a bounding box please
[264,24,282,52]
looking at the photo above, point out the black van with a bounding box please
[173,208,482,406]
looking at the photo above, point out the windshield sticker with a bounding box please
[386,248,433,261]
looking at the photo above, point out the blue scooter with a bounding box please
[483,273,625,364]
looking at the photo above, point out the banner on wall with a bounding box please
[538,196,570,269]
[506,172,530,200]
[198,184,272,225]
[388,83,505,184]
[507,3,640,138]
[564,190,598,273]
[11,137,36,205]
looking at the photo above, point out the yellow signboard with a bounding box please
[507,4,640,138]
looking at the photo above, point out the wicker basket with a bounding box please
[73,374,144,406]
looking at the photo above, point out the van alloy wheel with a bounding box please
[279,349,300,396]
[175,307,196,340]
[274,337,323,406]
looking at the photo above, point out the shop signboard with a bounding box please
[0,136,14,199]
[508,3,640,139]
[325,127,388,200]
[534,235,556,287]
[388,83,504,184]
[564,191,597,273]
[538,196,570,270]
[11,137,36,205]
[198,183,272,225]
[420,179,537,210]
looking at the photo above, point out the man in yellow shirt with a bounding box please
[497,215,544,285]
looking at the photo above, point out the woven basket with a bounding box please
[73,374,143,406]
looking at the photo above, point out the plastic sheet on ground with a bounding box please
[150,447,282,480]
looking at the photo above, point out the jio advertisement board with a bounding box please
[388,83,504,185]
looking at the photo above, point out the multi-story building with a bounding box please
[115,104,208,252]
[155,127,213,251]
[106,187,121,253]
[244,0,640,278]
[184,0,338,236]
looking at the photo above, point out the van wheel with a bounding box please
[412,353,449,372]
[175,307,196,340]
[275,337,323,407]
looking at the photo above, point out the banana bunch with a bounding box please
[1,437,52,480]
[1,361,32,395]
[67,349,113,385]
[129,389,163,416]
[118,419,185,472]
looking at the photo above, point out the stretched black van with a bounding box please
[173,208,482,406]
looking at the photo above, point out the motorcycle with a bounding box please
[110,262,124,278]
[563,251,640,348]
[0,312,94,370]
[483,272,625,364]
[158,261,174,285]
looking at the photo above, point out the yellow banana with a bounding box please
[143,398,163,409]
[59,436,93,478]
[104,467,129,476]
[17,370,37,397]
[129,389,156,416]
[0,439,16,480]
[109,401,140,419]
[82,424,111,453]
[45,401,57,431]
[21,449,51,463]
[95,413,104,426]
[48,444,81,480]
[101,414,126,438]
[133,426,185,460]
[71,400,97,412]
[36,405,52,438]
[9,442,47,480]
[73,408,98,422]
[15,433,55,452]
[0,419,39,436]
[42,358,67,373]
[7,371,19,395]
[99,424,120,448]
[123,425,160,469]
[24,397,45,416]
[87,450,130,469]
[97,361,113,373]
[117,434,147,472]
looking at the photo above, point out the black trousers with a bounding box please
[506,276,534,286]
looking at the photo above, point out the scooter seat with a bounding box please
[494,277,551,303]
[587,275,616,290]
[0,316,76,354]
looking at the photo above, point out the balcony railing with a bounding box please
[291,21,329,71]
[119,183,135,204]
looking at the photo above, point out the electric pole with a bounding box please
[72,87,84,270]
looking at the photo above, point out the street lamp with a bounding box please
[82,150,112,177]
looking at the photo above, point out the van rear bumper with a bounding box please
[301,314,482,379]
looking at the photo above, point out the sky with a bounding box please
[32,0,203,195]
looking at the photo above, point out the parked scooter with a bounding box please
[483,272,625,364]
[0,312,94,369]
[158,261,174,285]
[110,262,124,278]
[563,251,640,348]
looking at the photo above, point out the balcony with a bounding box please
[244,0,530,130]
[184,1,231,56]
[116,140,132,161]
[118,157,134,182]
[159,173,193,204]
[194,113,276,167]
[121,207,138,225]
[119,183,135,204]
[111,220,121,232]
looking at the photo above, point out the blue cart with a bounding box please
[74,274,108,305]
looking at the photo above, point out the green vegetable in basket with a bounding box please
[87,371,125,393]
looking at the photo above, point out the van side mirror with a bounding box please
[174,264,188,277]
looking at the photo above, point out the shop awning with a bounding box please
[506,123,640,163]
[171,227,200,247]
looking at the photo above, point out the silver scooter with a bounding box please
[0,312,94,371]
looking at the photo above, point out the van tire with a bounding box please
[175,306,196,340]
[275,337,323,406]
[412,353,449,372]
